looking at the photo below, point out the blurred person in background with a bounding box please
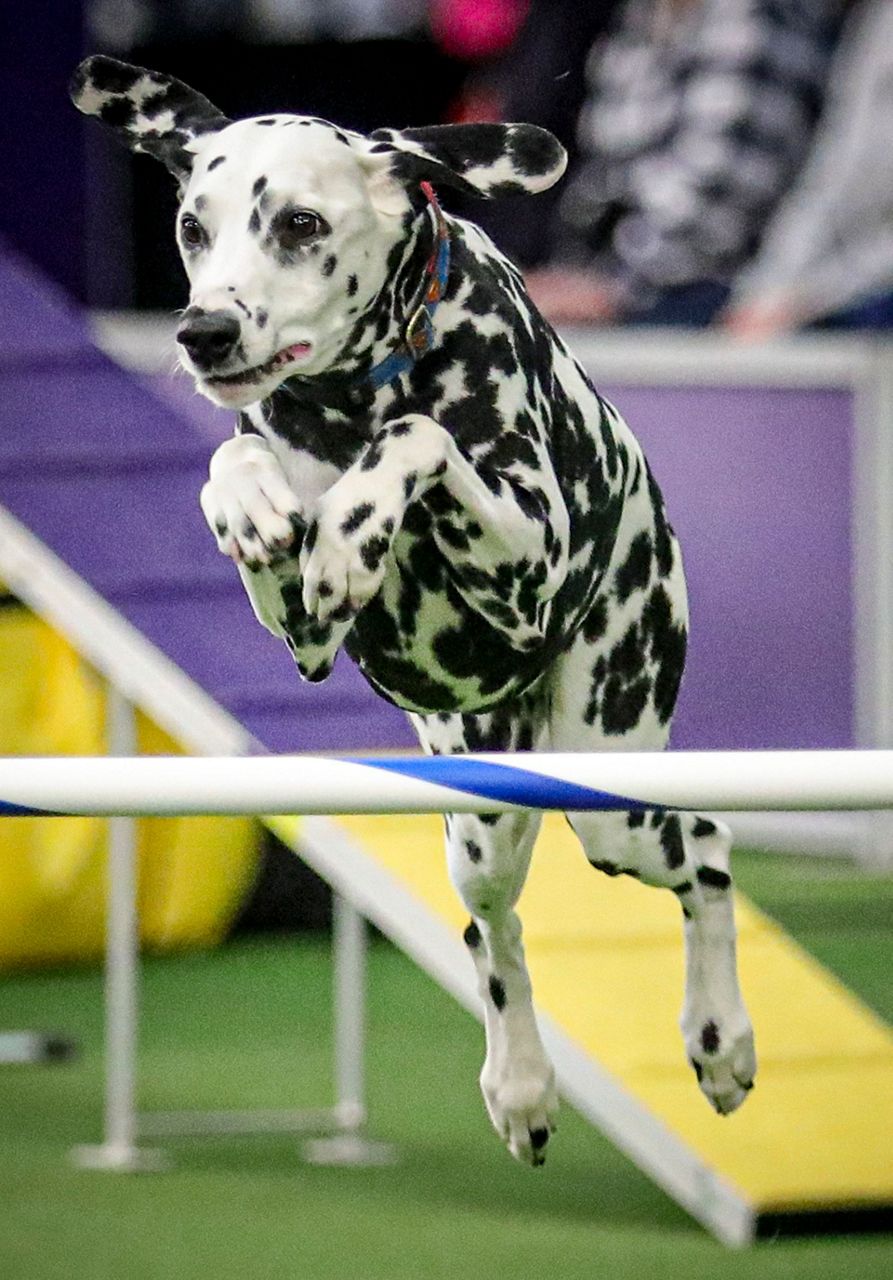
[523,0,844,327]
[722,0,893,337]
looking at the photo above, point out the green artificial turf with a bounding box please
[0,847,890,1280]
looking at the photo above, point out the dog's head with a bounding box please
[71,57,566,409]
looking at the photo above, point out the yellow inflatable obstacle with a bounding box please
[0,596,257,968]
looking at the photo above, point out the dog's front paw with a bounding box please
[683,1011,756,1117]
[201,440,305,570]
[480,1055,559,1168]
[300,498,395,622]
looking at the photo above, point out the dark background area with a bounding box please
[0,2,90,299]
[111,36,468,309]
[0,3,468,310]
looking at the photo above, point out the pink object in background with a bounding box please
[430,0,530,60]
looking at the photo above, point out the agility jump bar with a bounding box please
[0,750,892,818]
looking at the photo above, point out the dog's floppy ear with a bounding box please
[70,56,230,181]
[364,123,567,202]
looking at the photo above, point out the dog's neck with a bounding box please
[258,190,446,445]
[338,187,446,384]
[363,183,451,392]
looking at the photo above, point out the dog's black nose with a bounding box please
[177,309,241,369]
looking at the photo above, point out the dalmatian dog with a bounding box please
[72,56,756,1167]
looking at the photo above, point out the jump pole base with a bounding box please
[70,1142,170,1173]
[302,1134,398,1167]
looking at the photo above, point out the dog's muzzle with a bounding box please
[177,308,241,371]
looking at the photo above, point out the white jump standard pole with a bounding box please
[303,896,396,1167]
[70,686,166,1173]
[3,750,893,818]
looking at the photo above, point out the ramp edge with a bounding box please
[0,504,252,757]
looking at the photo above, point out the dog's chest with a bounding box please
[270,438,342,513]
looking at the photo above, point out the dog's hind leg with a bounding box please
[565,808,756,1115]
[547,592,755,1116]
[412,707,558,1166]
[675,814,757,1114]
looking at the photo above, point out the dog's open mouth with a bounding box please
[205,341,312,388]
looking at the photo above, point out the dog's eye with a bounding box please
[179,214,206,249]
[278,209,325,251]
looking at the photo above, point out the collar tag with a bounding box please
[405,303,435,358]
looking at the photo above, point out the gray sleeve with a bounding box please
[605,0,831,289]
[731,0,893,317]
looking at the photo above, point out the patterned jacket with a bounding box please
[557,0,842,303]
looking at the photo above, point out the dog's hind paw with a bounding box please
[481,1060,559,1167]
[685,1016,756,1117]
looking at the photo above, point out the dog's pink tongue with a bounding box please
[283,342,311,360]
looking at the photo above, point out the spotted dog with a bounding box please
[72,56,756,1167]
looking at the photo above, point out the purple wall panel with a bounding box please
[0,245,93,364]
[601,384,855,750]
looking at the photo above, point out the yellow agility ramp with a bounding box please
[269,810,893,1246]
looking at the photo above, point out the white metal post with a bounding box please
[333,891,367,1131]
[71,684,165,1171]
[303,893,396,1166]
[853,356,893,869]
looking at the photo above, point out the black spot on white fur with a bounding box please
[660,816,685,870]
[697,865,732,891]
[340,502,375,535]
[701,1021,721,1054]
[463,921,481,949]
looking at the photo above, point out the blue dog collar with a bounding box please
[365,182,451,392]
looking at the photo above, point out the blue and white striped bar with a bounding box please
[1,750,893,818]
